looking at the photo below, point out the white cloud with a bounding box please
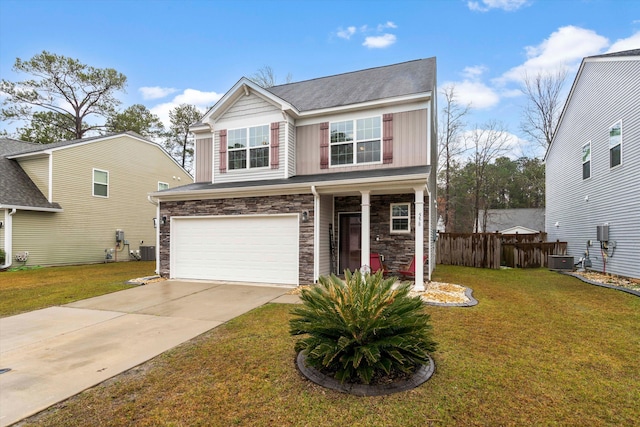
[441,66,499,109]
[499,26,608,84]
[363,34,397,49]
[442,80,500,109]
[377,21,397,31]
[139,86,178,100]
[337,26,356,40]
[606,31,640,53]
[149,89,223,128]
[468,0,529,12]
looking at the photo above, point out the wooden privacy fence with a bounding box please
[437,233,502,269]
[437,232,568,269]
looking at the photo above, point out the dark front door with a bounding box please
[339,213,361,273]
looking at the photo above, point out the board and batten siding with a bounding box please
[11,135,192,266]
[17,156,50,201]
[195,137,213,183]
[318,195,334,277]
[295,109,428,176]
[287,119,296,178]
[213,120,287,183]
[546,58,640,278]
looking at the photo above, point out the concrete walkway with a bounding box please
[0,280,297,427]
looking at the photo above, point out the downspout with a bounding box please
[1,209,16,270]
[311,185,319,283]
[147,194,160,275]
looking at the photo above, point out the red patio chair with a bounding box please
[397,255,428,280]
[369,253,389,276]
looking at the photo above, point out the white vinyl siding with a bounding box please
[546,57,640,278]
[170,215,299,285]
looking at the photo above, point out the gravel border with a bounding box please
[296,351,435,396]
[560,271,640,298]
[422,287,478,307]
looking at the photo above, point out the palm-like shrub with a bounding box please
[290,270,437,384]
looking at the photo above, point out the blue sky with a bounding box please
[1,0,639,157]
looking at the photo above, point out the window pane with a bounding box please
[356,140,380,163]
[583,161,590,180]
[610,145,621,167]
[228,150,246,170]
[582,143,590,163]
[330,121,353,143]
[331,143,353,165]
[609,121,621,147]
[158,182,169,190]
[356,117,381,141]
[228,129,246,149]
[94,183,108,197]
[392,218,409,231]
[249,125,269,147]
[94,170,108,184]
[250,146,269,168]
[392,205,409,217]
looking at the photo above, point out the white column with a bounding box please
[360,190,371,273]
[414,187,425,291]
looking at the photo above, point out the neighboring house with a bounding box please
[0,132,192,268]
[476,208,545,234]
[151,58,438,286]
[545,49,640,278]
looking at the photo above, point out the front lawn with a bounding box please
[19,266,640,426]
[0,261,155,317]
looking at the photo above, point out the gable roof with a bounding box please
[544,49,640,161]
[0,138,62,211]
[197,58,436,127]
[266,58,436,112]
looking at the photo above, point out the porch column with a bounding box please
[414,187,425,291]
[360,190,371,273]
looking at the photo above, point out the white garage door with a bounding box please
[171,215,299,285]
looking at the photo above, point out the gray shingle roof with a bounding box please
[265,58,436,112]
[0,138,62,210]
[588,48,640,59]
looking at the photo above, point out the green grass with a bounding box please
[17,266,640,426]
[0,261,155,317]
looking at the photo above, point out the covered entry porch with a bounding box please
[311,176,436,291]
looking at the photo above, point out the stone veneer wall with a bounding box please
[159,194,315,284]
[334,194,430,277]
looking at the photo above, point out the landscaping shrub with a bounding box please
[289,270,437,384]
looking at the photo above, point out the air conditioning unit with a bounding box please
[140,246,156,261]
[548,255,574,271]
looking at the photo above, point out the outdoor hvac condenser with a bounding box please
[548,255,574,271]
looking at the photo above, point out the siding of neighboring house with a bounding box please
[546,58,640,278]
[195,137,213,183]
[296,109,428,176]
[213,120,287,183]
[17,156,50,200]
[11,135,192,266]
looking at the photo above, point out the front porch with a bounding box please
[312,183,435,291]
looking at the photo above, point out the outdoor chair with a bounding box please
[369,253,389,276]
[397,255,428,280]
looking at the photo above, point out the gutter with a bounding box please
[147,194,161,275]
[311,185,320,283]
[1,209,16,270]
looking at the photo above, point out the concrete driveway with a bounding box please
[0,280,297,427]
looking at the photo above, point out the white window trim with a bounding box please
[609,119,622,169]
[158,181,169,191]
[390,202,411,234]
[227,124,270,171]
[582,141,591,180]
[92,168,109,198]
[329,115,383,168]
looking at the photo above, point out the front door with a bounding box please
[339,213,361,273]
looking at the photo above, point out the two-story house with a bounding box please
[545,49,640,279]
[152,58,438,287]
[0,132,192,268]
